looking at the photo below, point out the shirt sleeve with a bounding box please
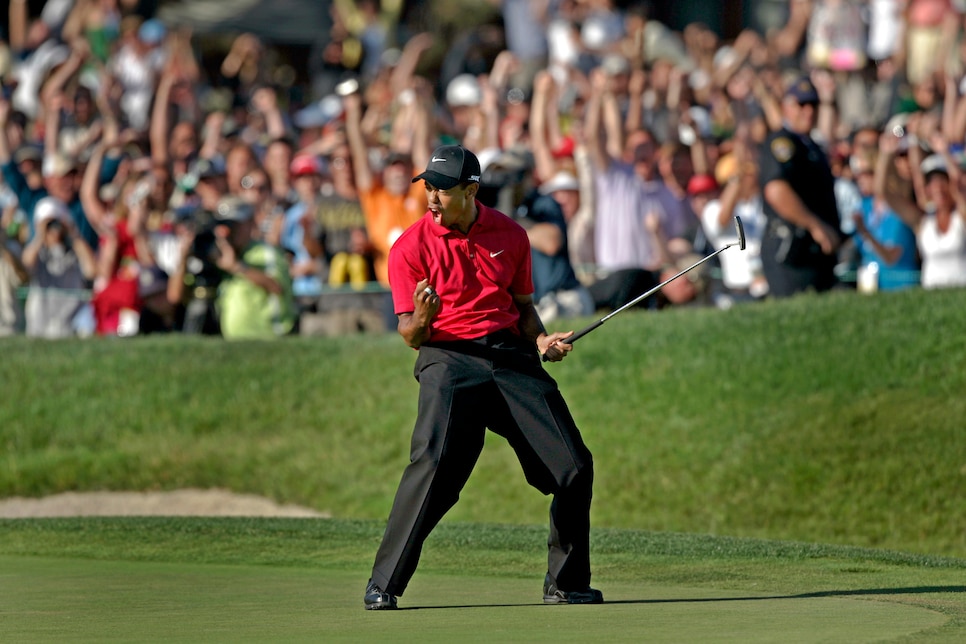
[387,235,423,314]
[759,134,796,186]
[1,161,29,204]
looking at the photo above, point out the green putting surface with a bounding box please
[3,556,947,642]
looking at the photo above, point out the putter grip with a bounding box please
[541,320,604,362]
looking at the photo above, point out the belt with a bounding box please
[467,329,521,346]
[424,329,530,359]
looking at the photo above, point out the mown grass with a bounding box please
[3,518,966,642]
[2,287,965,558]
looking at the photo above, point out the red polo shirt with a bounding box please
[388,201,533,342]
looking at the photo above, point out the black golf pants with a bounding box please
[370,331,594,597]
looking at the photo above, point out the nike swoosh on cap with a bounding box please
[490,249,505,257]
[431,156,446,162]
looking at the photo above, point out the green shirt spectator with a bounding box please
[211,197,296,340]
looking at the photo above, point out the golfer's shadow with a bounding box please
[605,585,966,605]
[403,586,966,610]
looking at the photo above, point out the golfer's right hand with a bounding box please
[413,279,440,323]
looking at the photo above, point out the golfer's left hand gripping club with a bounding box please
[542,216,747,362]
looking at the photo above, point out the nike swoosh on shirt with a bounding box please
[490,250,505,257]
[431,156,446,162]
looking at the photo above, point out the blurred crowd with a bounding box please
[1,0,965,340]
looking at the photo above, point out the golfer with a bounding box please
[364,145,602,609]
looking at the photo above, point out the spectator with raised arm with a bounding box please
[316,140,371,288]
[0,208,28,335]
[88,163,158,336]
[852,143,920,292]
[282,153,325,318]
[583,65,687,311]
[21,196,96,337]
[877,129,966,289]
[212,196,296,339]
[0,89,92,250]
[529,69,595,282]
[700,146,769,305]
[343,79,430,287]
[110,17,168,132]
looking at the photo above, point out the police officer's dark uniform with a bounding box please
[759,77,841,297]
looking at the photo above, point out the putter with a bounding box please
[543,216,747,361]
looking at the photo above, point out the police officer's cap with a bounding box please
[785,76,819,105]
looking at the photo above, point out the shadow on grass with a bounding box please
[399,586,966,610]
[606,585,966,605]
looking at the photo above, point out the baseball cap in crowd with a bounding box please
[293,95,343,130]
[138,265,169,299]
[214,196,255,223]
[384,151,412,167]
[179,157,225,193]
[920,154,949,178]
[539,171,580,195]
[785,76,819,104]
[14,144,42,165]
[380,47,402,68]
[138,19,166,45]
[552,135,575,159]
[34,196,70,226]
[290,154,322,177]
[42,152,76,178]
[686,174,718,196]
[601,53,630,76]
[678,106,712,145]
[192,157,225,180]
[505,86,530,106]
[581,14,622,52]
[445,74,482,107]
[412,145,481,190]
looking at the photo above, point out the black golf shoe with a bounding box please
[364,579,398,610]
[543,573,604,604]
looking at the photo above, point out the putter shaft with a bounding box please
[541,217,746,361]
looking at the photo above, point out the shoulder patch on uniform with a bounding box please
[771,137,794,163]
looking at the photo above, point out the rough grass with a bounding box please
[2,287,964,557]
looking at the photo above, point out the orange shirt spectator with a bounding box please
[358,158,427,286]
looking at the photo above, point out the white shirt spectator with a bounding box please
[10,41,69,119]
[918,211,966,288]
[110,44,166,131]
[867,0,903,61]
[701,196,767,292]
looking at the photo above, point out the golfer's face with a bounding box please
[425,183,469,228]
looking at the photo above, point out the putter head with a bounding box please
[734,216,747,251]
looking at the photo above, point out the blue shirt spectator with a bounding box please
[855,194,920,291]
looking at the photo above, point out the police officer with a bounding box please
[759,76,842,297]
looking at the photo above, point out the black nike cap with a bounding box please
[412,145,482,190]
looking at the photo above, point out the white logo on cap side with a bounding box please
[469,175,480,181]
[431,156,446,163]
